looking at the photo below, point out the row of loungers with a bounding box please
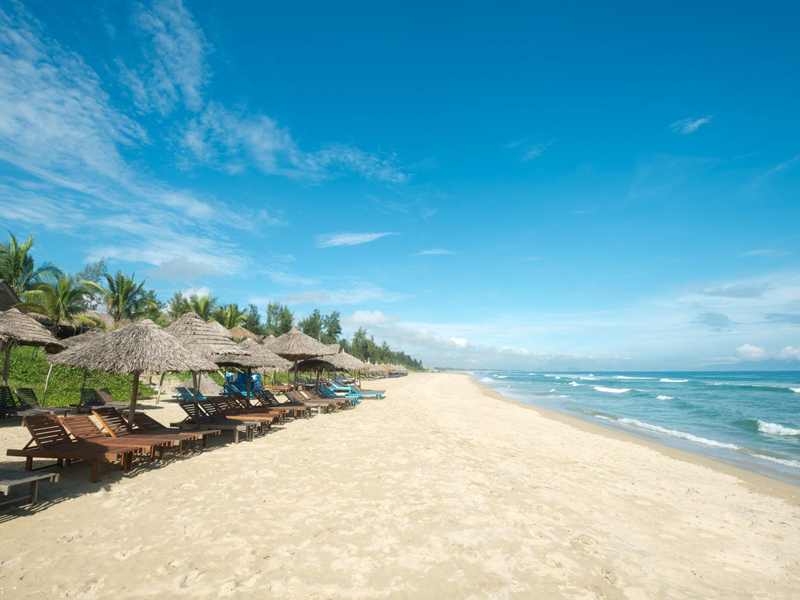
[0,386,129,419]
[5,387,367,484]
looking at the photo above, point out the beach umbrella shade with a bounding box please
[0,308,65,387]
[261,334,276,349]
[48,319,217,424]
[166,312,256,399]
[269,325,335,389]
[228,326,261,343]
[236,338,292,397]
[43,328,105,404]
[207,320,232,339]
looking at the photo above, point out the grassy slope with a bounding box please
[6,346,155,407]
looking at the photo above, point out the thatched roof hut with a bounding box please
[207,320,232,339]
[269,326,335,361]
[48,319,218,421]
[262,334,276,349]
[0,280,20,312]
[239,338,291,371]
[166,312,256,367]
[328,350,366,371]
[60,328,104,349]
[0,307,65,387]
[228,326,261,342]
[290,358,339,373]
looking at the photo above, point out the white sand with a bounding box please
[1,373,798,599]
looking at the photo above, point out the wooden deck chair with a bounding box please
[6,415,143,482]
[174,402,252,444]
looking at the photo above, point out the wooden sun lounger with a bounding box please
[91,407,209,453]
[6,415,143,482]
[131,412,221,444]
[0,469,59,508]
[227,393,290,421]
[252,391,309,419]
[13,388,71,417]
[201,399,272,433]
[61,415,172,461]
[174,402,253,444]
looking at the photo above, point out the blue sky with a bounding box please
[1,0,799,369]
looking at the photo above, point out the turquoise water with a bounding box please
[472,371,800,485]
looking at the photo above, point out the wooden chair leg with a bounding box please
[25,456,33,471]
[29,480,39,505]
[91,459,100,483]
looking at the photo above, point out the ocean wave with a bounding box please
[656,395,674,400]
[791,388,800,394]
[479,377,494,383]
[495,375,508,379]
[596,416,740,450]
[712,382,797,393]
[594,386,630,394]
[749,453,800,470]
[660,378,688,383]
[613,376,656,380]
[757,420,800,437]
[568,381,581,387]
[549,389,557,392]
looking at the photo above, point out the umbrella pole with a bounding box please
[80,369,88,395]
[42,364,54,405]
[2,346,10,388]
[155,373,165,405]
[293,361,298,390]
[129,371,140,426]
[192,372,199,402]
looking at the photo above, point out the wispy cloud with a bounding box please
[764,154,800,177]
[315,232,394,248]
[671,116,712,134]
[285,285,406,305]
[413,248,455,256]
[695,283,768,299]
[693,312,734,331]
[739,249,792,258]
[122,0,210,114]
[521,141,553,162]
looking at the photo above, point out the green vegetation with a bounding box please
[6,346,155,408]
[0,232,61,293]
[19,274,96,333]
[341,328,423,371]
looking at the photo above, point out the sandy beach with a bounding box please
[1,373,799,599]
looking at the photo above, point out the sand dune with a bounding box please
[0,373,798,599]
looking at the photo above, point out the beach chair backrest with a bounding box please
[199,400,225,420]
[14,388,40,409]
[61,415,111,443]
[23,414,73,448]
[229,393,251,410]
[80,388,98,406]
[94,389,116,404]
[179,402,212,424]
[0,386,16,410]
[91,407,131,437]
[133,413,167,432]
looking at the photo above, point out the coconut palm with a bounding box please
[214,303,247,329]
[85,271,157,324]
[19,275,97,333]
[0,232,61,293]
[189,293,218,322]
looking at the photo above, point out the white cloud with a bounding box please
[315,232,394,248]
[777,346,800,361]
[671,116,712,134]
[413,248,455,256]
[736,343,767,361]
[695,283,767,299]
[522,141,553,162]
[285,285,406,305]
[145,256,221,281]
[739,249,791,258]
[765,154,800,176]
[125,0,210,114]
[449,337,469,348]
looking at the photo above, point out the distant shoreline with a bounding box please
[467,373,800,502]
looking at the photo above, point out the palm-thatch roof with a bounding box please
[166,312,261,367]
[269,326,336,361]
[326,343,341,354]
[48,319,217,374]
[228,326,261,342]
[0,308,64,352]
[290,358,339,373]
[328,350,366,371]
[239,338,292,371]
[60,328,104,349]
[78,310,118,331]
[262,334,276,349]
[0,280,20,312]
[207,320,232,339]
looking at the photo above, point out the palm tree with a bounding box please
[20,275,96,333]
[215,303,247,329]
[85,271,157,324]
[0,232,61,293]
[189,293,218,322]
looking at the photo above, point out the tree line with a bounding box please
[0,232,423,370]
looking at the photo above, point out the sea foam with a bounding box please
[660,378,688,383]
[656,395,674,400]
[757,421,800,437]
[594,386,630,394]
[596,416,740,450]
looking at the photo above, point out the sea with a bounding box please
[471,371,800,485]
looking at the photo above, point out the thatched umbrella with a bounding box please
[236,338,291,395]
[48,319,217,424]
[43,328,105,404]
[166,312,256,399]
[269,325,335,389]
[207,320,232,339]
[228,326,261,342]
[0,308,64,387]
[261,334,276,349]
